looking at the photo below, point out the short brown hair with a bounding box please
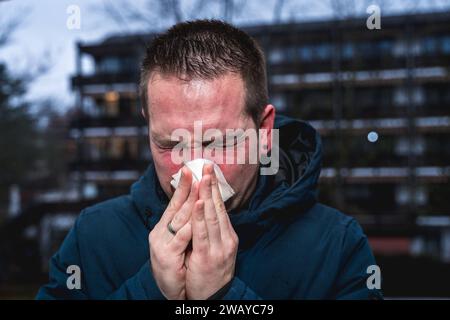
[139,19,268,126]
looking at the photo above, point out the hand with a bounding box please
[185,164,239,300]
[149,167,198,300]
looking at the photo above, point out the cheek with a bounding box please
[217,163,256,188]
[152,149,183,180]
[215,139,259,186]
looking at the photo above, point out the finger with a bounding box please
[161,167,192,225]
[200,175,222,250]
[168,221,192,255]
[162,182,198,244]
[184,249,192,269]
[169,181,199,233]
[210,166,232,236]
[202,162,213,177]
[191,200,209,256]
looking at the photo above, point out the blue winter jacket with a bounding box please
[36,115,382,300]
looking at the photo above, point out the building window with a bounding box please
[271,93,287,112]
[378,40,393,56]
[394,86,424,106]
[358,42,376,58]
[298,45,314,62]
[422,36,438,55]
[84,96,102,117]
[316,43,332,60]
[97,57,121,74]
[393,86,408,106]
[105,91,119,117]
[96,56,135,74]
[285,46,297,62]
[411,40,423,56]
[268,48,284,64]
[442,35,450,54]
[396,185,428,206]
[341,42,354,59]
[393,40,407,57]
[268,46,297,63]
[413,86,425,105]
[395,136,425,156]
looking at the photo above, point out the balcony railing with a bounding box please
[69,159,150,172]
[69,116,146,129]
[72,72,139,87]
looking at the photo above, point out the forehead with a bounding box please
[147,73,248,136]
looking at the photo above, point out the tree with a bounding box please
[99,0,247,31]
[0,63,39,216]
[0,8,62,219]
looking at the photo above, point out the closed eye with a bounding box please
[153,140,184,150]
[208,135,245,148]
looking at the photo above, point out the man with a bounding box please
[37,20,382,300]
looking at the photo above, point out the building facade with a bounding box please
[68,12,450,262]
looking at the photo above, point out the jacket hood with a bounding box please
[131,115,322,245]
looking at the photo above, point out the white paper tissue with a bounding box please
[170,159,235,202]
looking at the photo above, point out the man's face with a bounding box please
[145,72,261,211]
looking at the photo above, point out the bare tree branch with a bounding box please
[156,0,183,23]
[0,13,22,47]
[273,0,286,23]
[190,0,211,20]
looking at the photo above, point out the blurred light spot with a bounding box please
[105,91,119,103]
[368,131,379,143]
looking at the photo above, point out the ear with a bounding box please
[258,104,276,155]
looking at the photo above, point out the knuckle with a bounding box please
[159,255,169,266]
[168,200,178,211]
[233,237,239,249]
[198,231,208,241]
[178,231,189,243]
[171,220,180,231]
[149,230,156,243]
[231,231,239,243]
[150,242,160,255]
[174,267,185,278]
[206,215,219,226]
[177,209,189,223]
[218,202,226,212]
[197,247,208,257]
[224,243,234,256]
[228,235,239,250]
[214,200,226,213]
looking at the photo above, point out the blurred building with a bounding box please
[69,34,151,198]
[247,11,450,265]
[2,11,449,297]
[70,11,450,262]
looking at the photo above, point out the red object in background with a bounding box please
[369,237,411,255]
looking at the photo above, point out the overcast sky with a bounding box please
[0,0,126,110]
[0,0,449,113]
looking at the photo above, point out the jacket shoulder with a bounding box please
[294,202,367,243]
[76,195,141,231]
